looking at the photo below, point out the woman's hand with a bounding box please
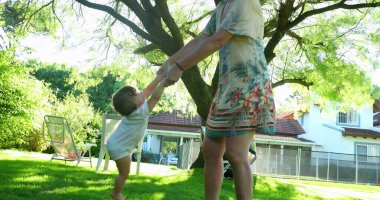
[158,59,171,77]
[156,67,165,80]
[164,63,184,87]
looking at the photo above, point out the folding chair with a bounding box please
[96,114,143,174]
[43,115,96,167]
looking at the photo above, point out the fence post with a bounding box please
[268,145,271,174]
[295,150,298,179]
[327,152,330,181]
[275,154,278,175]
[337,159,339,182]
[355,153,358,184]
[297,148,301,180]
[377,157,379,184]
[188,138,194,169]
[316,152,319,180]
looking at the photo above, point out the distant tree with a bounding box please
[30,62,80,100]
[0,1,102,152]
[86,71,117,113]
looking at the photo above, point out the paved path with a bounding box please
[279,180,380,200]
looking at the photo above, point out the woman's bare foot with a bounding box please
[110,191,124,200]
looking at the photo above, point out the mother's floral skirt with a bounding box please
[206,80,276,137]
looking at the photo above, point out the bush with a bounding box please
[0,53,54,151]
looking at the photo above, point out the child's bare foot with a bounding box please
[110,192,124,200]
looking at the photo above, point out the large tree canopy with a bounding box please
[7,0,380,120]
[74,0,380,119]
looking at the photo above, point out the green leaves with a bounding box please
[0,52,54,150]
[273,8,378,109]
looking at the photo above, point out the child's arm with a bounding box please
[142,71,164,98]
[147,81,165,112]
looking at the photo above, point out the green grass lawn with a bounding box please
[1,150,379,200]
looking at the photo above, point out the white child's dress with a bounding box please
[107,100,149,161]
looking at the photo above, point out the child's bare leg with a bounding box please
[201,136,226,200]
[225,132,254,200]
[111,156,131,200]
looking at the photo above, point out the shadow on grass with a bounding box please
[0,158,320,200]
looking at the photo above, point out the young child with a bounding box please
[107,72,165,200]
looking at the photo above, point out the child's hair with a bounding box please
[112,86,138,117]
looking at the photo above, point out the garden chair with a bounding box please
[166,152,178,165]
[158,152,166,164]
[43,115,96,167]
[96,114,143,175]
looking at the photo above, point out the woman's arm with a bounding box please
[159,33,210,74]
[177,29,233,70]
[168,33,210,65]
[165,28,233,86]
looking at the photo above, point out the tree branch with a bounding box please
[133,43,159,54]
[286,30,303,45]
[154,0,183,46]
[272,78,312,88]
[120,0,147,22]
[288,0,380,29]
[75,0,154,43]
[140,0,153,11]
[184,10,213,26]
[265,0,380,64]
[23,1,53,30]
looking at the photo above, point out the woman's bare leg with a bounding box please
[111,156,131,200]
[202,136,226,200]
[225,133,254,200]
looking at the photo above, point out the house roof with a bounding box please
[148,110,202,133]
[149,110,201,126]
[277,112,295,119]
[374,113,380,126]
[148,111,305,135]
[275,118,305,135]
[255,133,313,143]
[343,127,380,138]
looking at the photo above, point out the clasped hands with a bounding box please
[158,60,184,87]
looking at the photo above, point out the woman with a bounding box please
[162,0,275,199]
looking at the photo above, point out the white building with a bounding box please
[298,103,380,158]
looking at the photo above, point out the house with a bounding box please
[142,111,202,168]
[142,110,311,168]
[144,106,380,183]
[297,103,380,157]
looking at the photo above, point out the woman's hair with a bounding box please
[112,86,138,117]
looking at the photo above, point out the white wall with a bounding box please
[144,134,161,154]
[299,104,378,154]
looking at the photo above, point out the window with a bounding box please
[337,109,359,126]
[356,143,380,163]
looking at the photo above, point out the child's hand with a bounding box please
[164,63,183,87]
[157,60,171,76]
[157,68,165,80]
